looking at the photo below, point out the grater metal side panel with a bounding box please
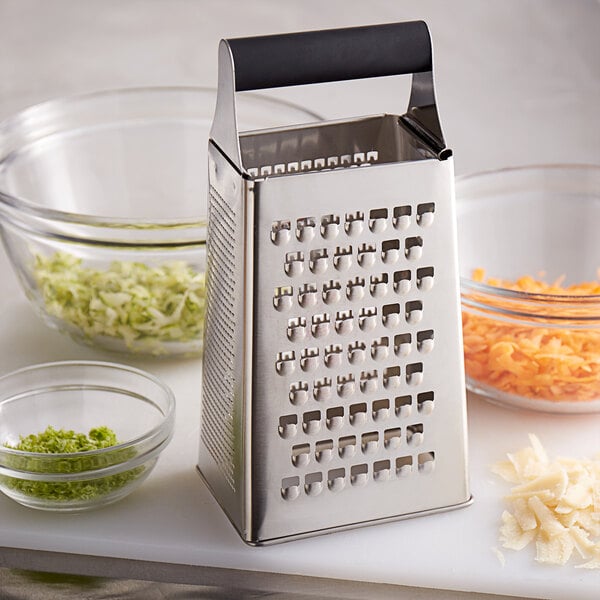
[250,158,469,543]
[198,142,250,534]
[202,185,237,489]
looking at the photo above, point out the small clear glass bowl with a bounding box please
[0,87,320,357]
[0,361,175,511]
[457,165,600,413]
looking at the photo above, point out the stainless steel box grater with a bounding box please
[198,21,471,545]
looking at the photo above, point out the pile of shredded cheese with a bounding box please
[492,434,600,568]
[33,251,206,354]
[463,269,600,402]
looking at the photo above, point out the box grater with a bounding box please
[198,21,471,545]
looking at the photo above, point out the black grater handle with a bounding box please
[227,21,432,92]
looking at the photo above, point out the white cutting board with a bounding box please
[0,247,599,600]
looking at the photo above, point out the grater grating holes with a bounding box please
[395,395,413,418]
[271,220,291,245]
[418,451,435,472]
[300,347,320,371]
[407,424,424,446]
[393,205,412,230]
[416,202,435,227]
[281,476,301,500]
[271,198,444,505]
[328,468,346,491]
[335,310,354,335]
[373,459,391,481]
[393,270,412,294]
[347,276,367,301]
[322,279,342,304]
[417,329,435,354]
[287,316,307,342]
[302,410,322,434]
[273,286,293,311]
[405,300,423,324]
[298,283,318,308]
[349,402,368,426]
[348,340,367,365]
[361,431,379,454]
[338,435,357,458]
[360,369,378,393]
[372,398,390,421]
[311,313,331,338]
[270,209,432,262]
[394,333,412,357]
[309,248,329,274]
[351,464,368,487]
[276,350,296,375]
[333,245,353,270]
[289,381,309,405]
[382,304,401,328]
[417,391,435,415]
[313,376,333,401]
[416,267,435,291]
[381,239,401,265]
[324,344,344,368]
[201,187,239,491]
[358,306,377,331]
[296,216,316,242]
[368,208,388,233]
[315,439,334,463]
[326,406,344,430]
[321,214,341,239]
[369,273,389,298]
[396,456,413,477]
[304,472,323,496]
[337,373,356,397]
[285,251,305,276]
[383,366,401,390]
[357,243,377,268]
[406,362,424,386]
[344,211,364,236]
[291,444,311,467]
[384,427,402,449]
[371,337,390,361]
[405,236,423,260]
[279,414,298,439]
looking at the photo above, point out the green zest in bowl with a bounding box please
[1,426,143,502]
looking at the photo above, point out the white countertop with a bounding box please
[0,1,599,599]
[1,242,599,600]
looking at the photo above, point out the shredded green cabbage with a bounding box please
[32,251,206,354]
[1,426,143,502]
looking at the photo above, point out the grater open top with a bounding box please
[198,21,471,545]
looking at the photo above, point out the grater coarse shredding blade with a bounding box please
[198,21,472,545]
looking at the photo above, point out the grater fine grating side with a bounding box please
[198,21,471,545]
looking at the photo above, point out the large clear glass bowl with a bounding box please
[456,165,600,413]
[0,361,175,511]
[0,87,321,356]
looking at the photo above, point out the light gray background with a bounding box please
[0,0,598,175]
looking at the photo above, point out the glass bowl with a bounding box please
[0,87,320,356]
[456,164,600,413]
[0,360,175,511]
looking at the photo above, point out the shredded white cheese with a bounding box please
[492,434,600,568]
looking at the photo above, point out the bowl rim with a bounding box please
[0,359,176,463]
[0,85,323,229]
[456,163,600,302]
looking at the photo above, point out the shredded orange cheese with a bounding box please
[463,270,600,402]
